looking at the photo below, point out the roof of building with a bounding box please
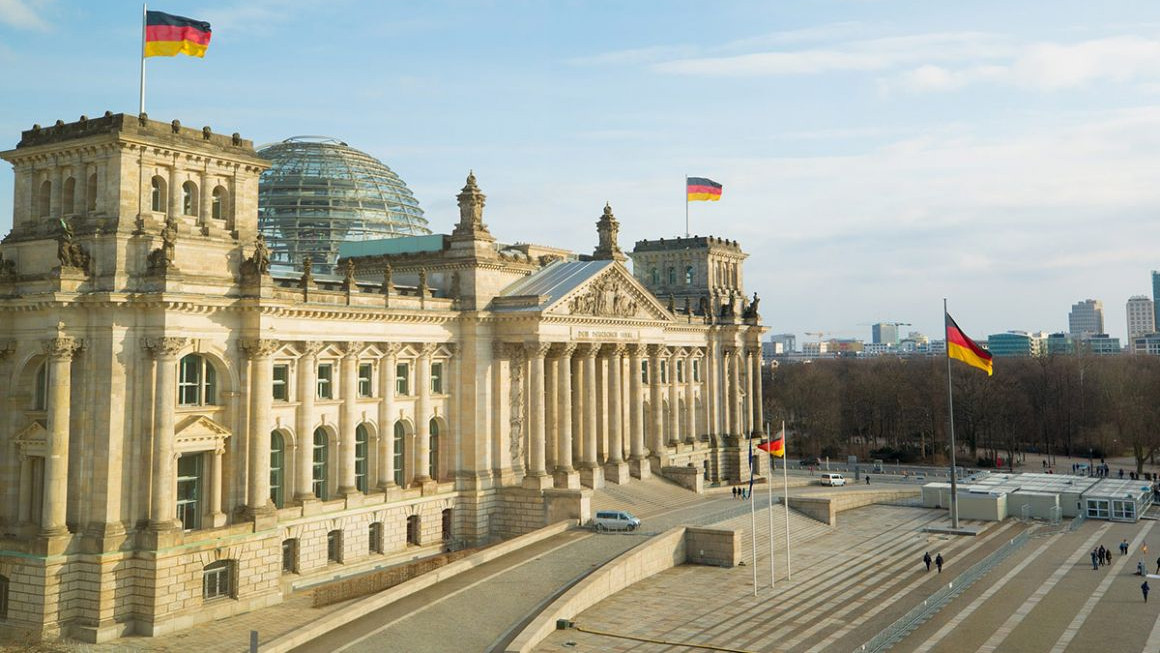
[494,260,613,312]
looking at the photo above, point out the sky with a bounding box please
[3,0,1160,347]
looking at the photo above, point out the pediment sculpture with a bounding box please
[568,273,639,318]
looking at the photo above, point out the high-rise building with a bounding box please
[1126,295,1155,351]
[1068,299,1104,337]
[871,322,899,345]
[769,333,796,353]
[1152,271,1160,328]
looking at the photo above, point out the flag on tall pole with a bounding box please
[945,313,993,376]
[758,429,785,457]
[140,5,213,114]
[748,435,757,595]
[685,176,722,237]
[760,423,793,581]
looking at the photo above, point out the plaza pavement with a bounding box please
[15,468,1160,652]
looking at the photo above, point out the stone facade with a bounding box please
[0,113,765,643]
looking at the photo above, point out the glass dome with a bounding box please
[257,136,429,272]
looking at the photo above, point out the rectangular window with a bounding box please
[677,360,684,383]
[640,361,648,384]
[34,363,49,411]
[272,365,289,401]
[281,538,298,574]
[317,363,333,399]
[660,360,668,384]
[176,453,203,531]
[692,359,700,382]
[202,560,233,600]
[431,362,444,394]
[396,362,410,396]
[327,530,343,563]
[369,522,384,554]
[358,363,373,398]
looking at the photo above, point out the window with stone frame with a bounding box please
[270,431,286,508]
[182,181,198,216]
[640,360,648,384]
[668,267,676,285]
[211,186,228,220]
[441,509,453,544]
[327,529,343,563]
[429,418,440,481]
[202,560,235,600]
[393,421,405,486]
[692,359,701,382]
[677,360,684,383]
[272,364,289,401]
[316,363,333,399]
[355,424,369,493]
[33,361,48,411]
[312,428,329,500]
[150,176,166,212]
[281,538,298,574]
[62,177,76,215]
[369,522,384,554]
[86,173,97,212]
[358,363,373,397]
[38,180,51,217]
[178,354,217,406]
[430,361,444,394]
[0,574,8,619]
[406,514,421,546]
[685,265,695,285]
[176,453,204,531]
[395,362,410,396]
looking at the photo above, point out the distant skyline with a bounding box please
[3,1,1160,344]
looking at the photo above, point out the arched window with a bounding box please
[211,186,227,220]
[270,431,285,508]
[38,180,51,217]
[355,424,369,493]
[202,560,235,600]
[312,428,329,500]
[151,176,166,212]
[86,173,98,212]
[327,529,342,563]
[33,361,49,411]
[406,514,420,546]
[182,181,198,216]
[62,177,76,215]
[178,354,217,406]
[281,538,298,574]
[685,266,695,285]
[393,422,405,486]
[429,419,440,481]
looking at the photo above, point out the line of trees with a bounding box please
[762,354,1160,473]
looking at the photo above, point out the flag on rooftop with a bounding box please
[687,177,722,202]
[758,428,785,457]
[946,313,993,376]
[145,10,212,58]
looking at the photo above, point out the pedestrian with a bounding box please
[1123,539,1130,556]
[1104,547,1112,566]
[1138,561,1146,576]
[1098,545,1106,566]
[1091,549,1099,570]
[935,553,944,573]
[866,475,871,485]
[923,551,932,572]
[1143,580,1150,603]
[1156,555,1160,574]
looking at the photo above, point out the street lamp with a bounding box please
[1088,447,1093,477]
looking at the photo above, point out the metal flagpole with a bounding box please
[139,3,148,114]
[750,478,758,595]
[685,174,690,238]
[782,420,792,580]
[944,298,960,529]
[767,426,775,589]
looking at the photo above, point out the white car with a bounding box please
[592,510,641,532]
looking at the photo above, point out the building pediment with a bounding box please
[14,420,47,456]
[174,414,232,453]
[548,265,671,321]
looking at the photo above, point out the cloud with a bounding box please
[0,0,51,30]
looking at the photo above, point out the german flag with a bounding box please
[757,429,785,457]
[946,313,993,376]
[145,11,212,58]
[687,177,722,202]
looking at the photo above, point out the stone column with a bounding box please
[731,347,744,438]
[553,344,579,489]
[648,345,665,458]
[523,342,552,489]
[747,347,762,435]
[414,343,437,484]
[51,166,64,220]
[545,348,558,471]
[378,343,400,490]
[754,349,765,433]
[579,344,603,489]
[706,343,719,439]
[491,342,512,484]
[628,343,649,479]
[199,170,212,225]
[668,348,681,446]
[338,343,361,496]
[167,165,180,217]
[721,347,732,436]
[685,350,698,443]
[241,338,279,517]
[42,336,80,535]
[604,345,629,484]
[295,342,323,501]
[145,336,185,529]
[209,447,225,525]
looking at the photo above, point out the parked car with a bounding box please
[799,456,821,467]
[592,510,641,532]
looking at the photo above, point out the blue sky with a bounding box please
[4,1,1160,346]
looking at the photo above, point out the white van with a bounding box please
[592,510,641,532]
[820,473,846,487]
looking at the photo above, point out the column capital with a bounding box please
[240,338,280,360]
[298,340,325,357]
[552,342,578,359]
[144,336,186,360]
[419,342,439,358]
[339,341,364,358]
[381,342,403,357]
[576,342,600,358]
[629,342,648,359]
[602,343,626,358]
[647,344,669,358]
[44,336,82,360]
[524,341,552,359]
[443,342,458,357]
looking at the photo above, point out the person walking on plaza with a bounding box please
[1091,549,1099,570]
[1143,580,1151,603]
[935,553,944,573]
[1122,539,1130,557]
[1098,545,1106,566]
[923,552,932,572]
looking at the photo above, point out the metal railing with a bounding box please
[854,529,1031,652]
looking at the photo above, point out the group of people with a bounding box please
[1086,538,1157,602]
[922,551,944,573]
[732,486,749,500]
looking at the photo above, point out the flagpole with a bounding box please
[685,173,690,238]
[944,298,960,529]
[139,3,147,114]
[782,420,792,580]
[767,432,775,589]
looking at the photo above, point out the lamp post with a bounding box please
[1088,447,1093,477]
